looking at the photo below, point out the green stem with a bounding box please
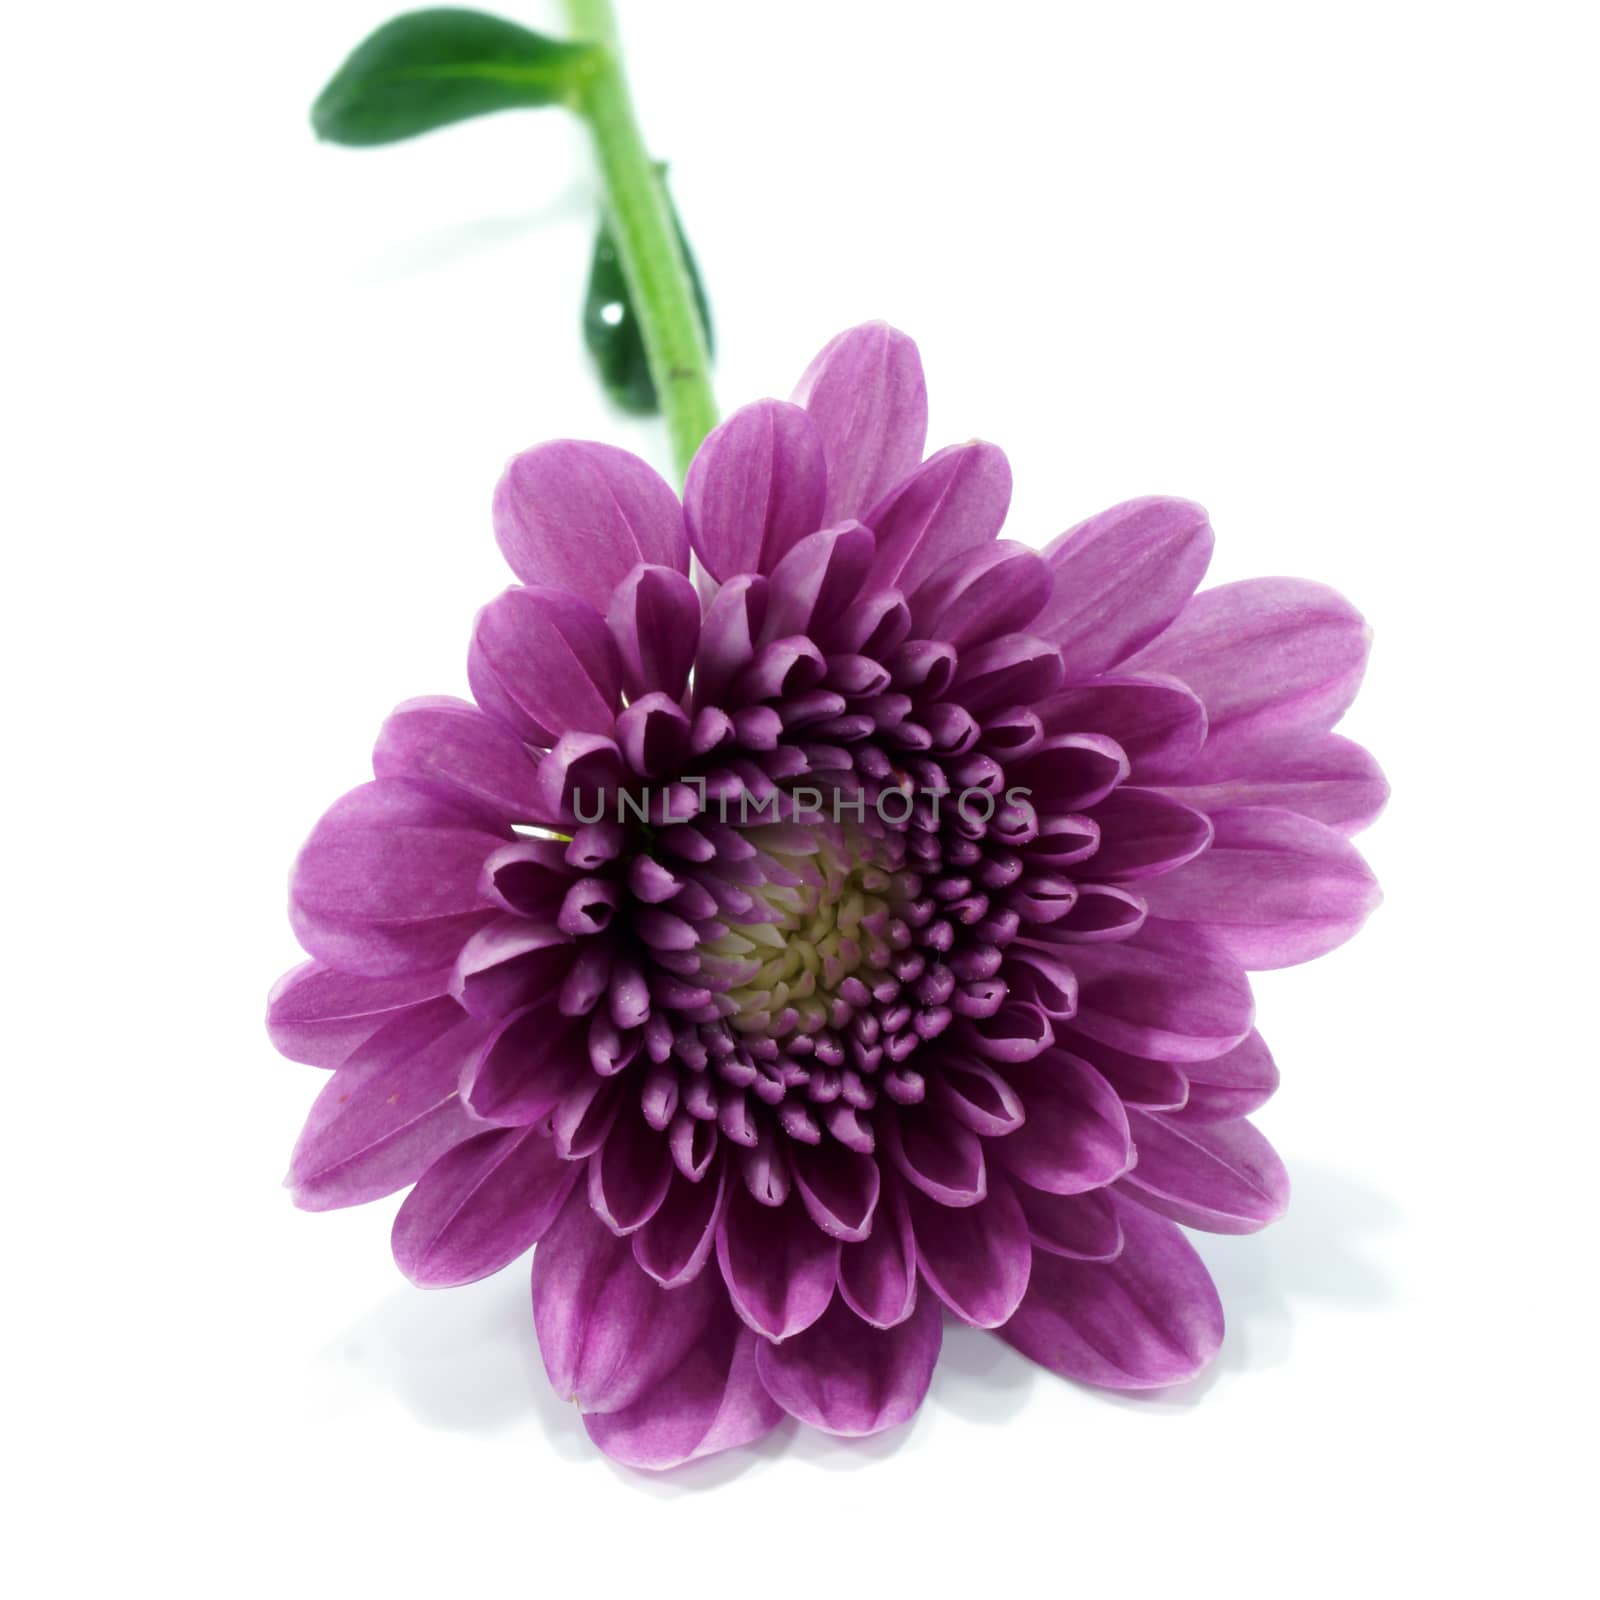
[563,0,717,482]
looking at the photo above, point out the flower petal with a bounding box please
[1068,918,1255,1063]
[533,731,624,826]
[1003,945,1080,1021]
[633,1162,728,1288]
[588,1106,675,1235]
[1179,1029,1279,1122]
[450,915,572,1021]
[391,1124,579,1287]
[532,1185,718,1414]
[266,962,449,1068]
[932,1058,1026,1137]
[884,1107,987,1206]
[1078,787,1214,881]
[1164,732,1388,836]
[951,633,1066,714]
[908,1175,1032,1327]
[461,1002,585,1125]
[1137,806,1380,969]
[372,696,545,822]
[691,574,768,711]
[469,585,623,747]
[605,565,701,703]
[755,1291,941,1437]
[1035,497,1214,679]
[493,440,687,607]
[759,523,874,644]
[683,399,827,580]
[1040,673,1207,782]
[1064,1034,1190,1111]
[793,322,928,524]
[289,781,502,977]
[838,1176,919,1329]
[906,540,1050,650]
[999,1192,1224,1388]
[716,1184,840,1341]
[286,999,488,1211]
[1010,732,1130,812]
[865,441,1012,594]
[1121,1110,1289,1234]
[583,1301,783,1470]
[1014,1183,1125,1261]
[790,1142,881,1242]
[1125,577,1370,766]
[997,1051,1133,1195]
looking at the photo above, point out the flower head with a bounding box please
[271,323,1384,1467]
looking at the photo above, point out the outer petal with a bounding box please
[908,1176,1032,1327]
[468,585,623,747]
[493,440,687,608]
[633,1163,728,1288]
[372,696,544,821]
[286,999,488,1211]
[755,1292,941,1437]
[951,634,1065,715]
[999,1192,1224,1389]
[838,1176,919,1329]
[1137,806,1380,969]
[1180,1029,1279,1122]
[998,1051,1134,1195]
[266,962,449,1068]
[906,539,1050,650]
[451,915,572,1021]
[716,1184,840,1341]
[1014,1183,1125,1261]
[1070,787,1213,882]
[1120,1110,1289,1234]
[588,1107,675,1235]
[1164,732,1388,836]
[683,399,827,580]
[1126,577,1371,766]
[289,781,502,976]
[532,1185,718,1414]
[391,1124,579,1287]
[691,574,768,711]
[1068,918,1255,1063]
[1035,497,1214,679]
[759,523,874,644]
[864,441,1012,595]
[793,322,928,524]
[1065,1034,1190,1112]
[605,565,700,703]
[583,1301,783,1470]
[461,1002,585,1125]
[1040,673,1208,783]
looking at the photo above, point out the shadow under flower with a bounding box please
[929,1316,1038,1423]
[325,1268,588,1460]
[1196,1158,1399,1378]
[1092,1158,1399,1413]
[328,1159,1396,1476]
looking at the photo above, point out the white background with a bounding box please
[7,1,1596,1593]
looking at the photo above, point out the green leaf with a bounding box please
[312,8,597,146]
[583,192,714,415]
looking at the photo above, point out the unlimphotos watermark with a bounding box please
[567,781,1033,829]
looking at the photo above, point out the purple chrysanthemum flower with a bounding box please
[270,323,1383,1468]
